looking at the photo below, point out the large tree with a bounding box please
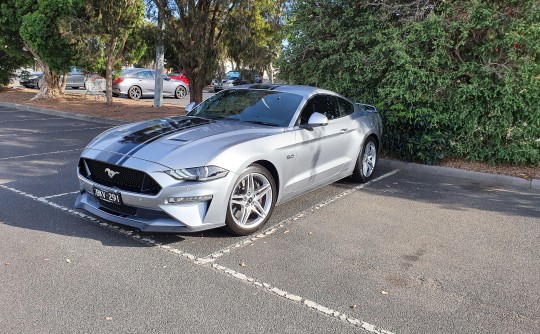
[84,0,145,104]
[222,0,286,77]
[156,0,285,104]
[279,0,540,165]
[15,0,84,99]
[0,0,33,86]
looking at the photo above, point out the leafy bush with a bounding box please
[279,0,540,165]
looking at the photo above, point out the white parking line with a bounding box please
[41,191,81,199]
[0,117,63,123]
[33,126,111,134]
[0,182,396,334]
[203,169,400,261]
[0,149,81,160]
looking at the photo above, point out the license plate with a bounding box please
[93,187,122,205]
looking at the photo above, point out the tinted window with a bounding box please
[337,97,354,116]
[188,89,303,127]
[298,95,340,124]
[137,71,154,79]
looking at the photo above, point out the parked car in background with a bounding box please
[18,67,88,90]
[112,68,189,100]
[19,71,43,89]
[168,71,189,85]
[65,68,86,89]
[212,71,248,92]
[75,84,382,235]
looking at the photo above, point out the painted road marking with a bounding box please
[0,181,397,334]
[203,169,400,260]
[41,191,81,199]
[0,149,82,160]
[0,117,63,123]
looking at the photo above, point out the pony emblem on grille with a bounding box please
[104,168,120,178]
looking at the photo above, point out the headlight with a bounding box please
[165,166,228,181]
[29,75,39,79]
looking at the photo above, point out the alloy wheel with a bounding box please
[362,140,377,178]
[229,172,273,229]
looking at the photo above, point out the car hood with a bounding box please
[86,116,280,169]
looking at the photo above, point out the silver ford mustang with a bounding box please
[75,84,382,235]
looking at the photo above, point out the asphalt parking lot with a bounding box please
[1,104,539,334]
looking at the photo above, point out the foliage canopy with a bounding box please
[279,0,540,165]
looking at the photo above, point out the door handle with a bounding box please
[340,128,348,134]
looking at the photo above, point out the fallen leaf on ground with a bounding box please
[283,230,289,234]
[350,304,357,309]
[105,317,113,321]
[240,261,247,267]
[4,262,10,266]
[381,291,389,295]
[66,259,71,263]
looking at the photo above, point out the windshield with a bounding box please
[225,71,240,79]
[187,89,303,127]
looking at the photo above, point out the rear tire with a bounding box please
[351,136,378,183]
[174,85,188,99]
[128,86,142,100]
[224,165,276,236]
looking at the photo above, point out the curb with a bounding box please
[2,101,538,191]
[0,101,126,126]
[381,159,540,191]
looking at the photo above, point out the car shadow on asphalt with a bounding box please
[361,167,540,219]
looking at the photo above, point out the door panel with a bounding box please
[286,94,356,193]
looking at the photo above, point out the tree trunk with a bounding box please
[105,55,114,105]
[268,63,274,84]
[25,43,61,100]
[60,73,67,93]
[187,71,205,105]
[32,63,61,100]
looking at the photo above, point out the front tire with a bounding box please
[128,86,142,100]
[225,165,276,236]
[174,85,187,99]
[352,137,378,183]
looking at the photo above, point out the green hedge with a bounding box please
[279,0,540,165]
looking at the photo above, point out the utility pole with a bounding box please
[153,6,164,108]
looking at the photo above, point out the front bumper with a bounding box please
[75,153,237,233]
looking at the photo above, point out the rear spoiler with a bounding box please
[354,103,377,113]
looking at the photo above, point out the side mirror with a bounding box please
[305,112,328,127]
[185,102,196,113]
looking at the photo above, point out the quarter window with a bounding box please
[337,97,354,116]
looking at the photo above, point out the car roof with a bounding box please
[233,84,345,99]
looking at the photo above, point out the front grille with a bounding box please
[98,199,138,216]
[79,158,162,195]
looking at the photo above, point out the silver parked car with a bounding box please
[112,68,188,100]
[75,84,382,235]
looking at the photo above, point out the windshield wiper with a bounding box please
[243,120,279,127]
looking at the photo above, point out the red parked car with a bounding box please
[168,71,189,85]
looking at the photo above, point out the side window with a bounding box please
[137,71,153,79]
[298,95,340,125]
[337,97,354,117]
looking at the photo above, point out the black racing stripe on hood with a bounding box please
[111,117,213,164]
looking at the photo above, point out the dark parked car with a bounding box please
[19,68,87,89]
[212,71,248,92]
[19,71,43,89]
